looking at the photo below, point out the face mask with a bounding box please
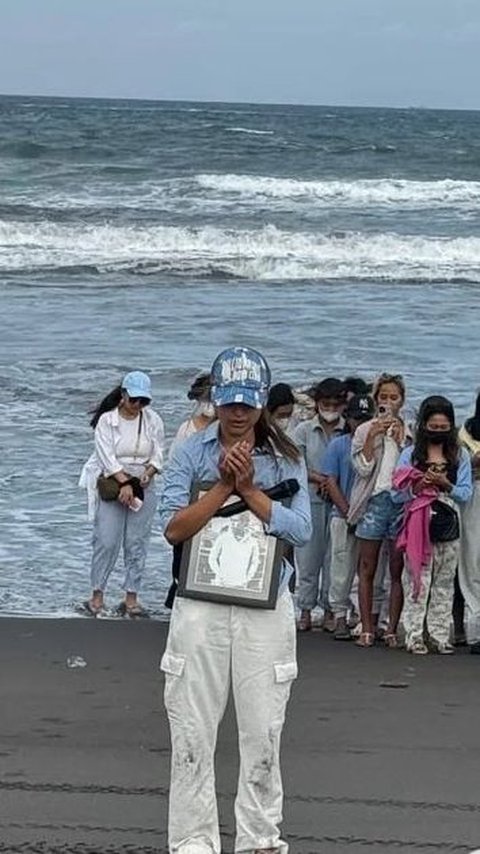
[195,401,215,418]
[275,417,291,432]
[425,429,453,444]
[318,408,340,424]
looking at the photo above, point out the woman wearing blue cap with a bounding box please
[160,347,312,854]
[80,371,165,616]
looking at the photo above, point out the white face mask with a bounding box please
[195,401,215,418]
[275,417,291,432]
[318,408,341,424]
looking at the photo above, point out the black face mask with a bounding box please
[424,429,453,444]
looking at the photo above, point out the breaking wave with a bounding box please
[195,173,480,209]
[1,220,480,283]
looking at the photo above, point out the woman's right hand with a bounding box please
[412,474,437,495]
[368,418,394,439]
[118,483,134,506]
[218,451,236,490]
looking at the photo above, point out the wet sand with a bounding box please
[0,617,479,853]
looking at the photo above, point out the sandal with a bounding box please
[408,639,428,655]
[322,610,336,633]
[433,641,455,655]
[383,632,399,649]
[83,599,104,617]
[117,602,150,619]
[355,632,374,648]
[298,610,312,632]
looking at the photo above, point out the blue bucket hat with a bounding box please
[121,371,152,400]
[210,347,271,409]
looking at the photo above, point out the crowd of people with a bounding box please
[79,348,480,854]
[268,372,479,655]
[80,364,480,656]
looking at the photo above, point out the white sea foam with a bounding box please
[6,173,480,216]
[225,127,274,135]
[196,173,480,208]
[1,220,480,282]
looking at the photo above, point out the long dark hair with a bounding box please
[412,395,460,481]
[465,392,480,441]
[254,410,300,462]
[90,385,123,429]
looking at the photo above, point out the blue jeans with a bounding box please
[356,492,402,541]
[90,482,157,593]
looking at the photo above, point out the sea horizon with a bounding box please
[1,89,479,114]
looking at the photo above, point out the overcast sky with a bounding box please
[0,0,479,109]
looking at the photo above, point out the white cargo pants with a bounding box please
[160,589,297,854]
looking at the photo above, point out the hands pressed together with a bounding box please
[219,441,255,496]
[117,467,155,507]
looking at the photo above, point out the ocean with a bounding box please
[1,94,480,618]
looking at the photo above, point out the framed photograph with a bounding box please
[177,484,285,609]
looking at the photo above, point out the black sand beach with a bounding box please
[1,618,479,853]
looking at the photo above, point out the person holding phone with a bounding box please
[392,396,472,654]
[160,346,311,854]
[80,371,165,617]
[347,373,409,647]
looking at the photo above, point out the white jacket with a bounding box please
[79,406,165,520]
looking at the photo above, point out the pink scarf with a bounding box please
[392,466,438,600]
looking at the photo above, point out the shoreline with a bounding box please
[1,617,480,852]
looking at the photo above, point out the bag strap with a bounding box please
[132,411,143,460]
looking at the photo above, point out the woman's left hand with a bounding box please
[389,420,404,446]
[424,470,451,491]
[224,441,254,495]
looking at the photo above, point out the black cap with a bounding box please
[345,394,375,421]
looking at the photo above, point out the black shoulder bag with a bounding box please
[429,499,459,543]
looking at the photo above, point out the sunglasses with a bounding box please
[128,395,150,407]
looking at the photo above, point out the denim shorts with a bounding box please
[356,492,403,541]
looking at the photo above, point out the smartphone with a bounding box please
[129,497,144,512]
[377,404,392,419]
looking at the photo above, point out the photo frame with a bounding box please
[177,483,286,609]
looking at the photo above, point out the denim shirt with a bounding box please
[294,417,344,504]
[160,422,312,593]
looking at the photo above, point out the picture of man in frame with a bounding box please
[207,515,262,589]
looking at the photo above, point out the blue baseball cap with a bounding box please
[210,347,271,409]
[121,371,152,400]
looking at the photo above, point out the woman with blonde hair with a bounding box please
[348,373,409,647]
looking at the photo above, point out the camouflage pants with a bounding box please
[403,541,459,647]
